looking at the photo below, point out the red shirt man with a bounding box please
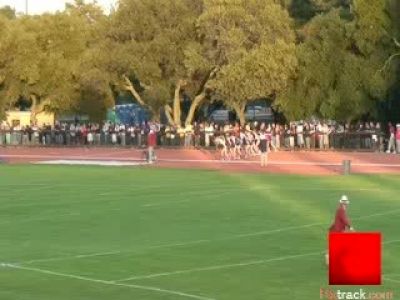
[329,195,353,232]
[326,195,353,266]
[147,128,157,163]
[389,123,395,135]
[148,130,157,147]
[396,125,400,141]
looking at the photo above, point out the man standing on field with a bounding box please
[325,195,354,266]
[147,125,157,163]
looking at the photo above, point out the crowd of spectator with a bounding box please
[0,120,396,153]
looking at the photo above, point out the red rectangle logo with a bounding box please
[329,232,381,285]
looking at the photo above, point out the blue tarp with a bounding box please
[114,104,150,125]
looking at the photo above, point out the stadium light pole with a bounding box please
[25,0,28,15]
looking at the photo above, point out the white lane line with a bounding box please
[4,223,325,266]
[227,223,322,239]
[383,239,400,245]
[115,252,324,282]
[115,238,400,282]
[142,200,192,207]
[158,159,400,167]
[226,208,400,241]
[355,209,400,220]
[133,187,392,208]
[21,251,123,265]
[1,185,231,210]
[384,274,400,278]
[147,240,211,250]
[15,240,212,266]
[140,188,389,208]
[141,190,235,207]
[0,182,391,194]
[0,186,389,212]
[0,212,81,226]
[2,264,214,300]
[0,154,145,161]
[0,184,48,188]
[0,186,54,193]
[1,196,116,210]
[4,153,400,167]
[384,277,400,284]
[0,182,226,189]
[159,159,400,167]
[13,208,400,266]
[98,193,114,196]
[36,160,148,166]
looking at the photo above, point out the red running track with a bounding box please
[2,147,400,176]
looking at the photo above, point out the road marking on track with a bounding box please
[2,264,214,300]
[115,251,324,282]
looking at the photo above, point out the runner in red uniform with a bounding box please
[329,195,353,232]
[325,195,354,266]
[147,126,157,163]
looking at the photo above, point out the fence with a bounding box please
[0,130,387,152]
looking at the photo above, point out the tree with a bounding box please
[275,1,394,122]
[100,0,204,125]
[382,0,400,73]
[0,1,113,122]
[0,5,16,19]
[66,0,115,120]
[213,41,297,124]
[187,0,297,124]
[77,69,114,122]
[309,0,350,13]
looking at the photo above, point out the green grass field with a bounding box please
[0,165,399,300]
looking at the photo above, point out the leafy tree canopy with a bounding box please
[276,0,396,122]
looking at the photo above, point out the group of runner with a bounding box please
[213,122,274,166]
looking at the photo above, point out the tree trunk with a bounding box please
[379,39,400,73]
[123,75,147,106]
[30,95,39,124]
[152,109,161,122]
[185,92,206,126]
[30,95,51,125]
[234,104,246,126]
[180,68,217,126]
[173,81,182,126]
[123,75,160,121]
[164,104,175,126]
[380,53,400,72]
